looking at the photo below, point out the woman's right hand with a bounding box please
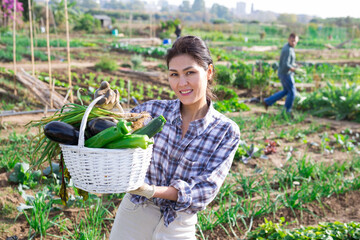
[94,81,124,112]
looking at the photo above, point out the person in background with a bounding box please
[175,24,182,39]
[263,33,299,115]
[108,36,241,239]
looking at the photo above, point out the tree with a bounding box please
[191,0,205,12]
[278,13,297,25]
[210,3,230,20]
[73,13,100,33]
[179,0,191,12]
[51,0,78,29]
[1,0,24,26]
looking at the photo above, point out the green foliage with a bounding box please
[94,57,118,72]
[232,61,274,91]
[212,85,237,100]
[74,14,101,33]
[158,19,181,39]
[130,54,143,70]
[112,43,169,58]
[295,82,360,122]
[214,65,235,85]
[0,132,40,171]
[214,97,250,113]
[63,198,110,239]
[8,162,42,188]
[19,189,60,239]
[247,218,360,240]
[211,18,228,24]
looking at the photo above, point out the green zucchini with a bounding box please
[104,134,153,150]
[85,119,132,148]
[132,115,166,138]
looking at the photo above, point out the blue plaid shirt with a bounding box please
[130,99,240,226]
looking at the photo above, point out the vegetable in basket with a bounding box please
[104,134,153,150]
[44,121,80,145]
[87,117,118,137]
[85,119,132,148]
[132,115,166,138]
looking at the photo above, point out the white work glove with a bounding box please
[128,183,156,199]
[94,81,124,112]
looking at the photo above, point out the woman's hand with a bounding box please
[128,183,156,199]
[94,81,124,112]
[128,184,179,201]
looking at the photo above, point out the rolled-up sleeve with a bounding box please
[170,130,240,213]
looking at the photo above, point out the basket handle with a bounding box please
[78,95,105,148]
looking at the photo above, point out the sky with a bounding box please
[166,0,360,19]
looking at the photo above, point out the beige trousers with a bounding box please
[110,194,197,240]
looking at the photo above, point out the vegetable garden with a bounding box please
[1,10,360,240]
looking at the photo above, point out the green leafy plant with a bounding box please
[214,97,250,113]
[215,65,235,85]
[8,162,42,188]
[247,218,360,240]
[18,189,60,239]
[73,13,101,33]
[94,57,118,72]
[295,82,360,122]
[213,85,238,100]
[131,54,144,70]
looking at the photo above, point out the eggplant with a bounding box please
[86,117,118,137]
[44,121,79,145]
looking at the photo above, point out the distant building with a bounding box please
[94,15,112,28]
[236,2,246,17]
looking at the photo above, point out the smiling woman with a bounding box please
[109,36,241,240]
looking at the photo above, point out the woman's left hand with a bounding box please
[128,183,156,199]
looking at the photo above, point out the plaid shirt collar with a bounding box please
[168,99,216,136]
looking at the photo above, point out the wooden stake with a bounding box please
[28,0,35,77]
[46,0,53,108]
[127,80,130,109]
[13,0,17,96]
[49,5,59,47]
[64,0,73,103]
[149,12,152,38]
[129,11,132,38]
[32,10,38,48]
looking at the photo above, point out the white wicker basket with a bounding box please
[60,96,152,193]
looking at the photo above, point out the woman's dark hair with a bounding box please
[289,33,298,39]
[165,35,216,100]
